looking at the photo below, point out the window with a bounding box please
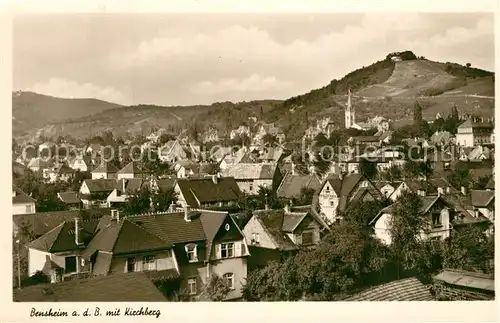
[188,278,197,295]
[221,242,234,258]
[127,257,136,272]
[143,255,156,271]
[330,200,335,206]
[251,233,260,245]
[185,244,198,262]
[432,212,442,227]
[302,231,314,245]
[25,204,33,213]
[249,183,254,192]
[65,256,77,274]
[223,273,235,290]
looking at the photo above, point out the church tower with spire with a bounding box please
[345,87,355,129]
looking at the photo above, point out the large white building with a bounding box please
[455,119,494,147]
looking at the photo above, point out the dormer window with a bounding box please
[185,243,198,262]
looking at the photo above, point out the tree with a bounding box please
[343,199,391,229]
[202,274,232,301]
[150,188,178,212]
[312,152,332,177]
[142,149,171,177]
[296,187,315,206]
[69,170,91,191]
[472,175,491,190]
[447,168,470,190]
[243,221,394,301]
[255,186,283,210]
[413,101,423,126]
[388,191,432,277]
[444,225,494,274]
[122,187,152,215]
[359,158,377,179]
[383,165,402,182]
[466,63,471,68]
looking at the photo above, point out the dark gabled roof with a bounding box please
[128,212,206,244]
[27,218,101,253]
[485,177,495,190]
[92,251,113,276]
[200,211,234,260]
[57,191,81,204]
[83,179,117,193]
[158,177,176,190]
[117,161,150,175]
[13,209,112,238]
[56,164,75,175]
[176,177,241,207]
[342,277,434,301]
[230,212,253,230]
[12,185,36,204]
[433,269,494,292]
[281,212,308,232]
[320,173,364,197]
[91,161,119,174]
[470,190,495,207]
[252,210,299,251]
[84,219,172,256]
[403,179,437,194]
[277,173,322,199]
[221,163,277,180]
[116,178,144,194]
[13,272,167,302]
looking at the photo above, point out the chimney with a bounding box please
[446,186,451,194]
[461,186,467,195]
[184,205,191,222]
[474,209,479,218]
[437,187,443,196]
[111,209,120,222]
[212,174,218,184]
[168,202,176,213]
[74,218,82,245]
[284,203,290,213]
[291,162,295,175]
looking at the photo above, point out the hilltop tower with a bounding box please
[345,88,355,129]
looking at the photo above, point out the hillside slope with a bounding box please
[265,53,494,140]
[27,100,281,140]
[14,51,494,142]
[13,91,122,138]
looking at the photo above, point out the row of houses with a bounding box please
[14,172,494,300]
[14,200,331,300]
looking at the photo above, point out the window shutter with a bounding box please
[215,244,221,259]
[240,242,246,256]
[235,242,241,257]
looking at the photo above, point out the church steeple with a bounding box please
[345,87,355,129]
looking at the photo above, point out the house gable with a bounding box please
[242,216,280,250]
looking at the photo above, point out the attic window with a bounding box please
[185,244,198,262]
[225,223,230,231]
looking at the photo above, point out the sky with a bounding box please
[13,12,494,106]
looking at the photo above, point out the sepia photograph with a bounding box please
[9,5,496,310]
